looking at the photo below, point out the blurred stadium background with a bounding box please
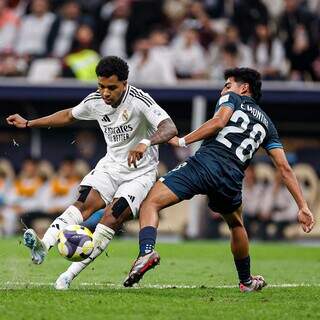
[0,0,320,242]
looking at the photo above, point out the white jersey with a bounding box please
[72,84,170,180]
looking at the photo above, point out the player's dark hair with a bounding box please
[224,68,262,102]
[95,56,129,81]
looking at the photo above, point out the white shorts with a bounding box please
[80,169,157,217]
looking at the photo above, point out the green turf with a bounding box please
[0,238,320,320]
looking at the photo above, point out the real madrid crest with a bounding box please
[122,109,129,122]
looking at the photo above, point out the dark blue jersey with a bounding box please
[195,92,283,174]
[161,91,282,213]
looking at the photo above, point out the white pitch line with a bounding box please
[1,282,320,290]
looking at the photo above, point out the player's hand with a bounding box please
[298,206,315,233]
[6,114,28,128]
[128,143,148,168]
[168,136,179,147]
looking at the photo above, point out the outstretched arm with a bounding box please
[6,108,76,128]
[268,148,314,233]
[149,118,178,145]
[128,118,178,168]
[168,106,233,147]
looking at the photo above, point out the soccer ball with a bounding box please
[57,225,94,262]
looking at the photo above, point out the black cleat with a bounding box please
[123,251,160,287]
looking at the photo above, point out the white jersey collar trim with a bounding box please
[120,84,130,105]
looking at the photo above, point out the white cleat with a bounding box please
[54,272,73,290]
[23,229,47,265]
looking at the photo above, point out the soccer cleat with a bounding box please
[123,251,160,287]
[54,272,72,290]
[23,229,47,265]
[239,275,267,292]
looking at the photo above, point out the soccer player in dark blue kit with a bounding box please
[124,68,315,292]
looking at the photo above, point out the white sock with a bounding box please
[42,205,83,251]
[65,223,115,280]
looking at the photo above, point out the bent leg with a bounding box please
[123,181,181,287]
[137,181,180,257]
[140,180,180,228]
[222,205,249,259]
[222,206,252,285]
[42,188,105,251]
[221,206,266,291]
[55,197,133,289]
[100,197,133,229]
[87,196,134,261]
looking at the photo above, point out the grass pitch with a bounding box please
[0,238,320,320]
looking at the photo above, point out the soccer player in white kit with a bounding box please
[6,56,178,289]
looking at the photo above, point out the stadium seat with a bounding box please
[38,160,55,182]
[0,158,15,179]
[293,164,319,209]
[28,58,62,82]
[284,164,319,238]
[74,160,90,179]
[254,163,275,184]
[125,201,188,236]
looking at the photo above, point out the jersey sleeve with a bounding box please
[214,92,241,113]
[138,94,170,127]
[71,96,96,120]
[262,121,283,151]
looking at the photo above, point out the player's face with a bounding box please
[221,77,249,96]
[97,75,127,106]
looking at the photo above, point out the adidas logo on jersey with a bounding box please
[128,195,135,202]
[102,114,111,122]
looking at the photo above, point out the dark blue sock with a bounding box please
[139,226,157,256]
[234,256,251,284]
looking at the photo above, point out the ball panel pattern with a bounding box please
[57,225,94,262]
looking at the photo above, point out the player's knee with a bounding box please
[77,186,92,203]
[74,187,98,219]
[111,197,130,219]
[140,197,159,212]
[73,202,91,220]
[146,190,165,208]
[227,218,244,229]
[101,212,118,230]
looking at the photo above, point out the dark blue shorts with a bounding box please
[160,157,242,214]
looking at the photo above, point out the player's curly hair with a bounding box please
[224,68,262,102]
[96,56,129,81]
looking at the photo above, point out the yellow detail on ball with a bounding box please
[57,225,94,262]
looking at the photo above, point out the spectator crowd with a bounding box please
[0,0,319,240]
[0,0,319,82]
[0,155,318,240]
[0,156,88,236]
[199,162,319,241]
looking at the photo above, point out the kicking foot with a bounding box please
[123,251,160,287]
[23,229,47,265]
[54,272,73,290]
[239,275,267,292]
